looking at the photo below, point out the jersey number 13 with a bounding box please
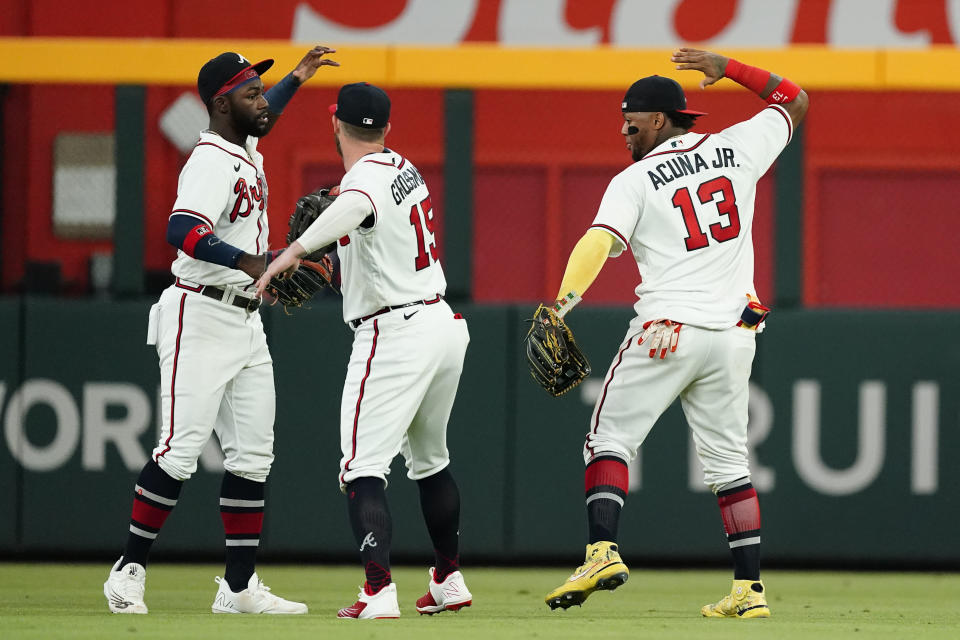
[671,176,741,252]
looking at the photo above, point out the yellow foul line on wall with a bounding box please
[0,38,958,90]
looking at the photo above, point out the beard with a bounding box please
[234,110,268,138]
[631,146,644,162]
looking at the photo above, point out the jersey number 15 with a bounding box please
[409,195,438,271]
[672,176,741,252]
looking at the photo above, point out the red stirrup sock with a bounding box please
[585,456,629,544]
[717,478,762,580]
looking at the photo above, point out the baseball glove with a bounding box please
[287,187,338,262]
[268,257,336,308]
[524,304,591,397]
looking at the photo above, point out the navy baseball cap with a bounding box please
[622,75,707,116]
[329,82,391,129]
[198,52,274,105]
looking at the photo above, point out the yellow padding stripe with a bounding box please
[0,38,389,86]
[0,38,958,89]
[884,48,960,89]
[394,45,880,89]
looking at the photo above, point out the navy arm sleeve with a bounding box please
[167,214,244,268]
[263,72,300,115]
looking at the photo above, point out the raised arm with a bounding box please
[262,45,339,133]
[671,48,809,128]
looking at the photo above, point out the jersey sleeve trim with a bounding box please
[590,224,629,251]
[339,188,378,215]
[171,209,216,228]
[765,104,793,144]
[195,142,258,172]
[339,188,378,233]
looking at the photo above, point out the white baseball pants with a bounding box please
[150,284,275,482]
[584,321,756,492]
[339,299,469,488]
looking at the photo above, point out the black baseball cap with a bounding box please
[622,75,707,116]
[198,52,274,105]
[328,82,391,129]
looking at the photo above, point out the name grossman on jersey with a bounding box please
[391,164,426,204]
[648,146,738,190]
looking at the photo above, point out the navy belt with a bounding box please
[201,285,261,312]
[176,279,260,312]
[349,294,442,329]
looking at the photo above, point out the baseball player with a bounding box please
[103,46,338,615]
[256,82,472,619]
[542,49,808,617]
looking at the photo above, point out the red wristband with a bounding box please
[182,223,213,257]
[766,78,801,104]
[723,58,771,95]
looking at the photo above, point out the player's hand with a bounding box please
[236,252,269,280]
[639,319,682,359]
[255,243,305,298]
[292,45,339,84]
[671,47,728,90]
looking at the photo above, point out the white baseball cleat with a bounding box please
[104,557,148,614]
[211,573,308,614]
[337,582,401,619]
[416,567,473,615]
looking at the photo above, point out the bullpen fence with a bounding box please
[1,298,957,566]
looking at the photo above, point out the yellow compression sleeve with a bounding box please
[556,229,616,301]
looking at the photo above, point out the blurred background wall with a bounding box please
[1,0,958,566]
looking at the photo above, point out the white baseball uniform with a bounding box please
[149,130,275,482]
[296,149,469,489]
[584,105,792,491]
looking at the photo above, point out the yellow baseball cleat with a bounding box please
[545,541,629,610]
[701,579,771,618]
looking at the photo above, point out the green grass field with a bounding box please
[1,563,958,639]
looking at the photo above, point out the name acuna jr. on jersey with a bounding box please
[647,145,738,191]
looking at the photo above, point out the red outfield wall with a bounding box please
[4,84,959,307]
[3,0,960,307]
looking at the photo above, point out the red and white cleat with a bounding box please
[415,568,473,615]
[337,582,400,619]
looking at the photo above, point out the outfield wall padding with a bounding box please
[0,298,956,564]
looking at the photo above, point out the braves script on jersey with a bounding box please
[591,105,792,328]
[171,131,270,287]
[336,150,447,322]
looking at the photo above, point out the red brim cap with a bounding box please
[213,59,274,99]
[328,103,338,115]
[676,108,709,116]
